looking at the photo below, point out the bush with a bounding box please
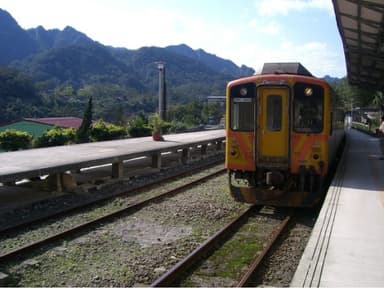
[168,121,188,133]
[127,113,171,137]
[127,126,152,137]
[162,121,172,134]
[34,126,76,147]
[0,129,33,151]
[89,119,126,141]
[127,114,152,137]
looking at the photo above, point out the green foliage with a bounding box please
[34,126,76,147]
[161,121,172,134]
[21,44,133,88]
[201,102,222,124]
[0,66,43,123]
[4,44,230,124]
[127,113,151,137]
[128,112,148,127]
[89,119,126,141]
[167,100,211,127]
[167,121,188,133]
[0,66,38,100]
[0,129,33,151]
[149,113,161,133]
[127,126,152,137]
[76,96,93,143]
[148,113,172,134]
[332,78,377,109]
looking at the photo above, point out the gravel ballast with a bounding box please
[2,174,248,287]
[1,159,316,287]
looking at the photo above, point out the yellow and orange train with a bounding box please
[225,63,345,207]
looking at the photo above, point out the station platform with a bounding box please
[0,130,225,212]
[0,129,225,184]
[291,129,384,287]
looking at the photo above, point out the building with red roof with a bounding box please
[23,117,84,129]
[0,117,85,137]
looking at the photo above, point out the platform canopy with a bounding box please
[333,0,384,89]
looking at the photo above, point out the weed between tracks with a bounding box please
[181,216,277,287]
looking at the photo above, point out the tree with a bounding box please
[0,66,42,123]
[0,129,33,151]
[114,101,125,126]
[202,102,222,124]
[76,96,93,143]
[332,77,379,110]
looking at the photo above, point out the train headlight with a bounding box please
[240,87,248,96]
[313,153,319,160]
[304,87,313,96]
[230,146,239,157]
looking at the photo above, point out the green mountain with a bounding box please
[165,44,254,77]
[0,9,38,64]
[0,66,43,124]
[0,8,255,124]
[26,25,95,50]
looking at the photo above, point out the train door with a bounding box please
[256,86,289,167]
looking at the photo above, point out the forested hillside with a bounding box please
[0,8,255,124]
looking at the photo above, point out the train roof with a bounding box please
[261,62,313,77]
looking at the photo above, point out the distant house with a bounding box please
[0,117,84,137]
[206,96,226,106]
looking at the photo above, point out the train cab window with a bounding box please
[293,83,324,133]
[230,83,256,131]
[267,95,282,131]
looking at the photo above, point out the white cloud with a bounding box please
[254,0,333,16]
[249,20,280,35]
[230,40,344,77]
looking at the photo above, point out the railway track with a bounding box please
[1,163,314,287]
[0,158,224,234]
[237,212,291,287]
[151,206,294,287]
[0,165,225,265]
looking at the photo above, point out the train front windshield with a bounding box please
[293,82,324,133]
[230,83,256,131]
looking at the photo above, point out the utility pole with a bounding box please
[156,62,166,121]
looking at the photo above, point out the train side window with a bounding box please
[267,95,282,131]
[230,83,256,131]
[231,98,254,131]
[293,83,324,133]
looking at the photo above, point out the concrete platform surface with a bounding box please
[291,129,384,287]
[0,130,225,183]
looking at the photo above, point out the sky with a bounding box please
[0,0,347,78]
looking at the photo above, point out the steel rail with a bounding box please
[0,168,225,264]
[237,213,292,287]
[151,205,258,287]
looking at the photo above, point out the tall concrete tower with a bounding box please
[156,62,166,121]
